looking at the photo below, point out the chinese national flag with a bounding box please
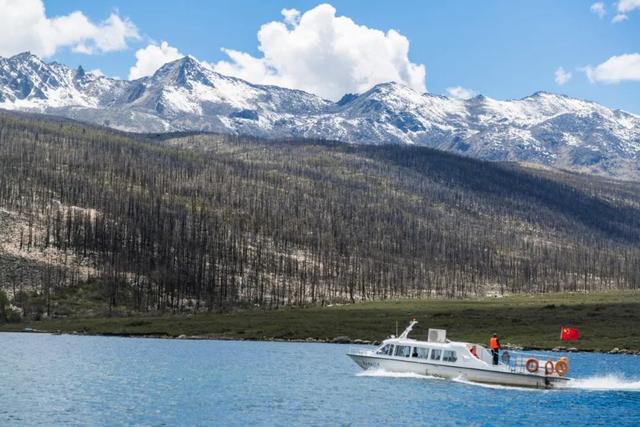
[560,327,580,341]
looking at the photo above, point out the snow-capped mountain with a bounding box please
[1,52,640,179]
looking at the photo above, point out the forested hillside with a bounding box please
[1,111,639,319]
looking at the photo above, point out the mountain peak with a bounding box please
[467,94,489,102]
[526,90,575,100]
[8,51,44,66]
[10,51,36,59]
[520,91,585,103]
[159,55,203,72]
[369,81,406,91]
[362,81,425,100]
[151,55,213,88]
[531,90,553,97]
[182,55,201,64]
[336,93,358,106]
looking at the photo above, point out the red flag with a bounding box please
[560,327,580,341]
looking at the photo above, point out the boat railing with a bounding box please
[499,350,564,375]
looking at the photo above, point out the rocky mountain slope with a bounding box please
[1,52,639,179]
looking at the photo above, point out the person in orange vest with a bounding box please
[489,333,501,365]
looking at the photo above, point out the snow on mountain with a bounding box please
[1,52,639,179]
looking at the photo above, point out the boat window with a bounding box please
[376,344,394,356]
[469,346,478,358]
[443,350,458,363]
[430,349,442,361]
[394,345,411,358]
[414,347,430,359]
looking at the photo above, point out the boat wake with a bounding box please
[564,375,640,392]
[357,369,640,392]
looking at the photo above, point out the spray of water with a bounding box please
[358,369,640,392]
[564,375,640,392]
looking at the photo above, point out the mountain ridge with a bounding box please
[1,52,639,179]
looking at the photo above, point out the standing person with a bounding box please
[489,333,501,365]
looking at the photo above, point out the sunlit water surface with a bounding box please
[1,333,639,426]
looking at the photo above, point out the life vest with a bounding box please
[489,337,500,350]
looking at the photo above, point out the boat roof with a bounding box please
[382,321,479,348]
[382,337,476,349]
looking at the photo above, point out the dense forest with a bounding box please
[1,111,639,319]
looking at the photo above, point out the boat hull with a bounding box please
[348,353,570,389]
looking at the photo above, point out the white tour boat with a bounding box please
[347,320,572,389]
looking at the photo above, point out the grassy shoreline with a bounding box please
[2,291,640,354]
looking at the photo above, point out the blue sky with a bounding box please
[6,1,640,113]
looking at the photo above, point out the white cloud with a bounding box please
[591,1,638,23]
[0,0,139,58]
[213,3,426,100]
[590,2,606,18]
[617,0,640,13]
[612,13,629,22]
[612,0,640,21]
[585,53,640,83]
[281,8,301,26]
[128,41,184,80]
[446,86,477,100]
[554,67,572,85]
[89,68,104,77]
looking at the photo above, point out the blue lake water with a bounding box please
[1,333,639,426]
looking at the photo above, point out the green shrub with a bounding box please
[0,290,9,322]
[4,306,22,323]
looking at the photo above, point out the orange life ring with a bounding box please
[555,359,569,376]
[525,358,539,373]
[544,360,554,375]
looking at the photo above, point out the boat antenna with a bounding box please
[396,321,398,337]
[399,318,419,339]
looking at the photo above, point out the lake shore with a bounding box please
[2,291,640,354]
[8,328,640,356]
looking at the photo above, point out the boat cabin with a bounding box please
[375,323,498,368]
